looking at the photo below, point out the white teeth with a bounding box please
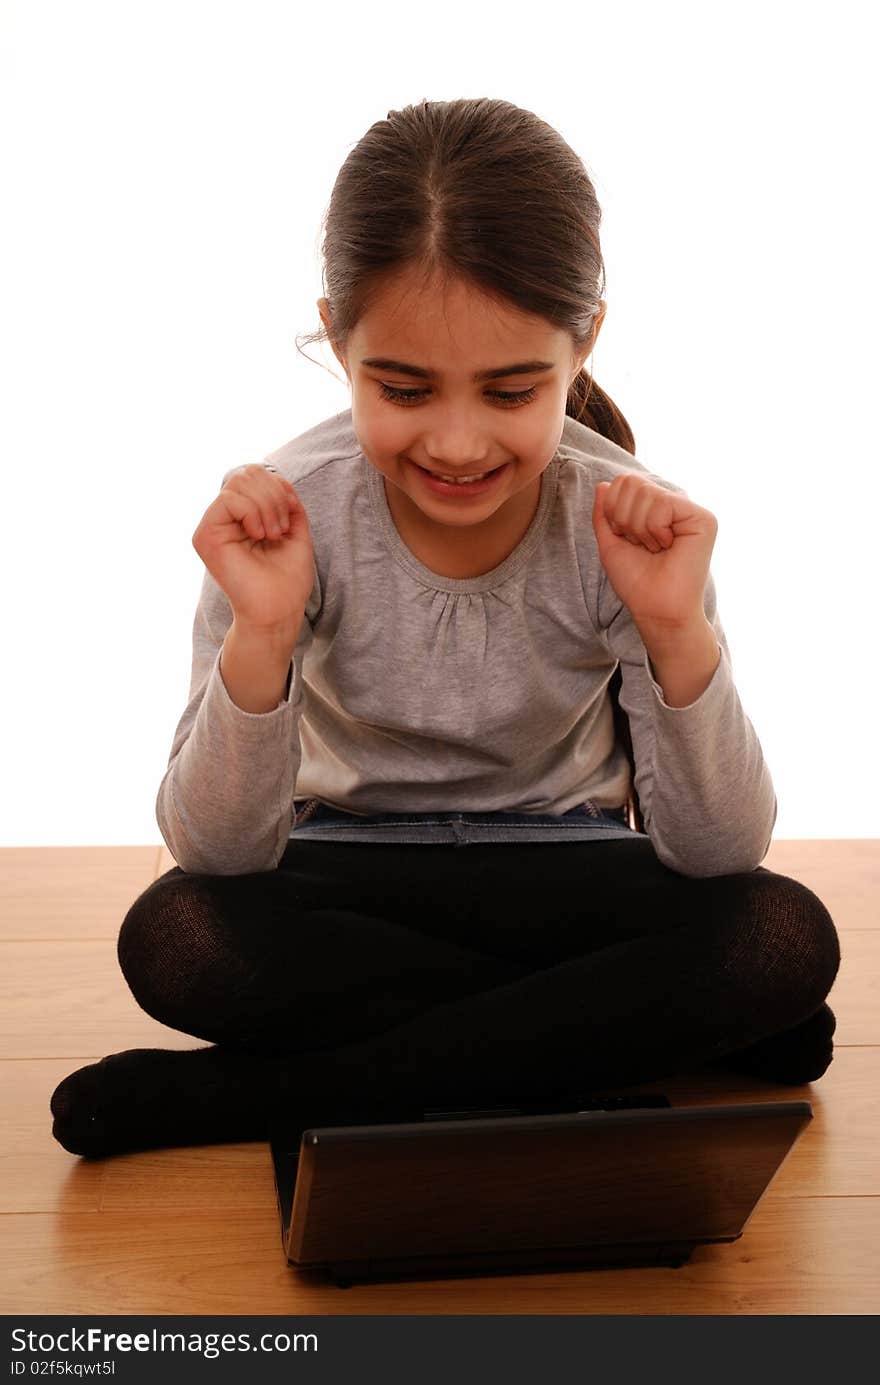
[431,471,489,483]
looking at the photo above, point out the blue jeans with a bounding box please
[289,796,640,845]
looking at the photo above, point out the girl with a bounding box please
[51,98,840,1159]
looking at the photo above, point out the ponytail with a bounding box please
[567,369,636,456]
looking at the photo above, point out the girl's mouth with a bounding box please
[409,459,510,497]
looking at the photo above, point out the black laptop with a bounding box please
[270,1092,812,1286]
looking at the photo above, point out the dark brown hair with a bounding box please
[297,96,636,456]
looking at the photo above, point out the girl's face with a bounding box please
[319,267,603,569]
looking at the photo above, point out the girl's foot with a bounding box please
[708,1002,836,1084]
[49,1045,282,1158]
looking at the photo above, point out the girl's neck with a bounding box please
[382,475,543,580]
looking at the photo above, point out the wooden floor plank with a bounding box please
[762,839,880,928]
[810,929,874,1045]
[0,941,212,1058]
[0,847,159,941]
[3,1196,878,1316]
[1,1057,108,1215]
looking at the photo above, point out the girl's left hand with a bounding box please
[592,476,719,634]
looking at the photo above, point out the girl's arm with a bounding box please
[598,570,777,878]
[640,615,722,709]
[591,474,776,877]
[155,565,316,875]
[220,616,301,714]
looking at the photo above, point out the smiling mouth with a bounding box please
[414,462,508,483]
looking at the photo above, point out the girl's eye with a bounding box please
[377,382,538,408]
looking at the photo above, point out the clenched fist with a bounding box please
[592,474,718,636]
[192,464,316,633]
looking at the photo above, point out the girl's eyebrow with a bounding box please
[360,357,556,382]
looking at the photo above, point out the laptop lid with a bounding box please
[271,1098,811,1284]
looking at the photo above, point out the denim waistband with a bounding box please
[288,797,640,846]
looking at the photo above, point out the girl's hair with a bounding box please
[297,97,636,456]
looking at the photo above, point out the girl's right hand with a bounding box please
[192,465,316,633]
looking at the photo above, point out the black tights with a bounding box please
[50,837,842,1157]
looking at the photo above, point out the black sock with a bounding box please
[707,1002,836,1084]
[50,1046,291,1158]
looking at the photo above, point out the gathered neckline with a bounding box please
[365,457,560,593]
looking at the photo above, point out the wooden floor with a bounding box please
[1,840,877,1315]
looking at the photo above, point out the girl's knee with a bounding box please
[116,873,227,1004]
[744,869,842,999]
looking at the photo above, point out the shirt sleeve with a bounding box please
[595,564,778,877]
[154,562,316,875]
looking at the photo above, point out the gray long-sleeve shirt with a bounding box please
[156,408,777,877]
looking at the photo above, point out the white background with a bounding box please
[2,0,876,845]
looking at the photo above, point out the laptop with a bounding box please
[270,1093,812,1286]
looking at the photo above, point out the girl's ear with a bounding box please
[571,347,591,384]
[571,302,606,382]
